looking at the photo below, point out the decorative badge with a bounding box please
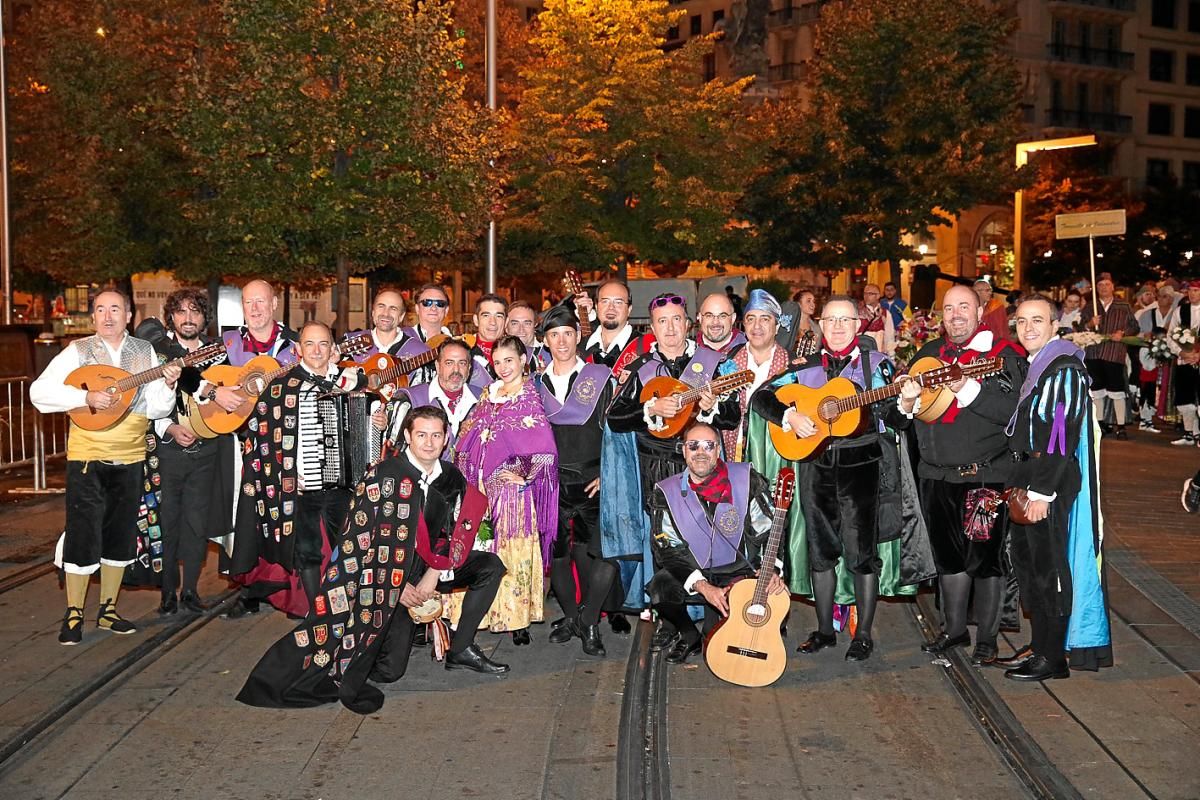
[328,586,349,614]
[381,477,395,498]
[313,595,327,616]
[293,630,310,648]
[355,510,368,527]
[367,483,381,502]
[399,478,413,499]
[716,507,741,535]
[313,650,330,668]
[313,624,328,645]
[398,503,410,519]
[692,363,704,373]
[575,377,597,403]
[397,524,409,541]
[342,539,354,555]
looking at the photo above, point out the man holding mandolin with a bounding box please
[31,290,182,645]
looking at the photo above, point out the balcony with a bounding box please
[767,2,824,29]
[768,62,809,83]
[1045,108,1133,134]
[1047,43,1134,71]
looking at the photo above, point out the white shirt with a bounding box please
[371,328,403,354]
[30,334,176,420]
[295,362,340,492]
[545,357,585,404]
[744,344,781,397]
[586,323,634,360]
[404,447,444,492]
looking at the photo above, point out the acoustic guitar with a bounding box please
[359,334,447,392]
[641,369,755,439]
[562,270,592,341]
[66,342,227,432]
[196,333,371,435]
[767,356,1003,461]
[705,468,795,688]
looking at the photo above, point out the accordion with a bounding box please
[343,391,382,487]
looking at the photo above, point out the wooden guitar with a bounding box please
[705,468,795,688]
[562,270,592,341]
[197,333,371,435]
[641,368,755,439]
[767,356,1003,461]
[359,334,447,392]
[66,342,227,432]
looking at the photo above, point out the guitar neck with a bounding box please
[378,348,438,385]
[578,311,592,342]
[750,507,789,606]
[832,357,1001,415]
[675,370,753,404]
[112,344,223,393]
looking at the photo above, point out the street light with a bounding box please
[1013,135,1097,290]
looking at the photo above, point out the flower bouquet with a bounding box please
[1149,335,1174,363]
[895,310,942,366]
[1065,330,1105,348]
[1171,326,1197,353]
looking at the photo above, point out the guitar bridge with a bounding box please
[725,646,768,660]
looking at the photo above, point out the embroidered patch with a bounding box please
[362,569,374,586]
[332,623,345,639]
[398,503,410,520]
[359,588,373,606]
[397,524,409,541]
[293,630,309,648]
[326,565,339,583]
[378,545,389,563]
[284,416,296,430]
[389,588,400,606]
[378,523,392,538]
[257,401,268,415]
[373,610,383,628]
[269,507,279,520]
[366,483,381,502]
[273,406,281,420]
[399,478,413,498]
[342,635,355,651]
[343,557,359,574]
[360,609,372,625]
[357,532,371,550]
[256,500,265,516]
[394,548,405,564]
[273,428,282,443]
[282,521,293,536]
[285,395,297,409]
[328,586,349,614]
[342,539,354,555]
[243,482,255,497]
[375,588,385,606]
[575,377,597,402]
[313,624,328,645]
[282,477,296,494]
[313,650,330,668]
[283,436,295,450]
[382,501,395,517]
[270,385,282,399]
[355,510,368,527]
[283,457,293,471]
[381,477,395,498]
[283,501,294,516]
[390,569,404,587]
[265,485,276,500]
[313,595,327,616]
[288,378,301,388]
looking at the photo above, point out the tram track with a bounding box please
[0,556,55,596]
[0,585,239,771]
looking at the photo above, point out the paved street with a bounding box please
[0,435,1195,800]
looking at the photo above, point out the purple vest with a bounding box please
[793,351,889,433]
[222,328,297,368]
[538,363,611,426]
[637,345,724,388]
[351,329,430,361]
[659,461,751,569]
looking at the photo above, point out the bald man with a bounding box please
[696,292,746,354]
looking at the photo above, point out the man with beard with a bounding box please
[537,304,620,656]
[898,285,1027,665]
[997,295,1111,680]
[1083,273,1139,439]
[468,293,508,392]
[581,281,639,368]
[607,293,740,642]
[145,288,228,614]
[379,338,480,456]
[880,281,907,328]
[230,322,353,617]
[696,292,746,354]
[237,405,508,714]
[31,291,180,644]
[645,422,786,664]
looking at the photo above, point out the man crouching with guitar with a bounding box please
[750,295,908,662]
[646,422,786,665]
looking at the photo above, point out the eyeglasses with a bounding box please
[419,298,449,308]
[649,294,687,312]
[684,440,717,453]
[821,316,859,327]
[700,312,733,323]
[598,297,628,307]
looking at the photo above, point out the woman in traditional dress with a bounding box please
[452,335,558,644]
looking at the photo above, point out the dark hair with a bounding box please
[493,334,528,359]
[1066,289,1082,299]
[475,293,508,314]
[403,404,450,439]
[163,287,211,330]
[1017,293,1056,313]
[883,281,897,289]
[92,289,132,312]
[414,283,449,303]
[793,288,815,302]
[596,279,631,302]
[506,300,536,316]
[437,337,472,361]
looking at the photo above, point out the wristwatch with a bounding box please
[204,386,218,402]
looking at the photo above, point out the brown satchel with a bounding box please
[1005,487,1034,526]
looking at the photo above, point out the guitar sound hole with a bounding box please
[818,397,839,422]
[743,604,770,627]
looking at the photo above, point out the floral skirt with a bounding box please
[448,527,544,633]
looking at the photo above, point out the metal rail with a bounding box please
[616,620,671,800]
[0,556,54,595]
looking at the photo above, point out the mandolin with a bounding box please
[768,356,1003,461]
[359,334,447,392]
[196,333,371,435]
[640,368,755,439]
[66,342,227,432]
[704,468,795,688]
[562,271,592,341]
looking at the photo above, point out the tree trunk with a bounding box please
[335,254,350,336]
[206,275,221,336]
[282,282,292,331]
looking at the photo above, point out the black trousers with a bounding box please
[1085,358,1126,393]
[370,551,506,683]
[648,562,755,642]
[1175,363,1199,407]
[555,481,601,556]
[802,441,883,575]
[157,440,219,596]
[1008,502,1074,666]
[294,488,351,569]
[920,477,1007,578]
[64,460,142,573]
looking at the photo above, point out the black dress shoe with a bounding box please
[579,623,606,657]
[549,618,577,644]
[921,630,970,654]
[445,644,510,674]
[159,594,179,616]
[550,616,568,630]
[797,630,837,654]
[1005,654,1069,682]
[608,613,632,635]
[180,591,209,614]
[650,624,679,652]
[665,637,701,664]
[512,628,531,646]
[995,644,1034,669]
[413,625,430,648]
[224,597,261,619]
[971,640,999,667]
[845,637,874,661]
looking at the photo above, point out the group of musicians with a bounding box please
[29,276,1112,712]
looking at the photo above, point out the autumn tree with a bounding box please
[503,0,759,275]
[173,0,500,326]
[743,0,1027,284]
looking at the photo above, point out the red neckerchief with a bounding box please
[689,460,732,505]
[243,323,280,355]
[821,343,857,370]
[442,387,463,413]
[477,338,495,364]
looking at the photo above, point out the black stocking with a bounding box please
[811,569,836,637]
[656,602,700,644]
[939,571,971,638]
[972,575,1002,647]
[299,566,322,616]
[571,544,592,600]
[853,572,879,640]
[581,560,617,627]
[549,556,580,620]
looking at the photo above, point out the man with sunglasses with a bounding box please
[645,422,786,663]
[697,292,746,354]
[607,293,740,639]
[398,284,453,386]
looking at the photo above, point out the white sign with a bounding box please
[1055,209,1126,240]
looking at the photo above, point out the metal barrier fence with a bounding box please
[0,376,67,494]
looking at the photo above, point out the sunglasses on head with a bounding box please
[419,298,449,308]
[684,439,717,453]
[649,294,687,312]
